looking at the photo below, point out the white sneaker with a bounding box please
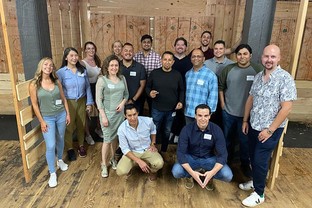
[110,158,117,170]
[57,159,68,171]
[95,128,103,138]
[239,180,254,191]
[85,135,95,145]
[48,172,57,188]
[101,164,108,178]
[242,191,265,207]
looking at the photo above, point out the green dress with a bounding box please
[96,75,129,141]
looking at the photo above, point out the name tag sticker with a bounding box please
[130,71,137,76]
[197,79,204,85]
[108,84,115,89]
[246,75,254,81]
[172,112,176,117]
[78,72,85,77]
[55,99,62,105]
[204,134,212,140]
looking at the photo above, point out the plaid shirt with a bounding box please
[134,50,162,77]
[185,66,218,117]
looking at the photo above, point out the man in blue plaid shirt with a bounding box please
[185,49,218,124]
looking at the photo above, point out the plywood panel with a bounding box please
[271,19,296,73]
[154,17,178,55]
[114,15,127,44]
[23,125,43,151]
[296,18,312,80]
[125,16,149,53]
[25,140,45,169]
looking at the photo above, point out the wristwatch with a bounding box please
[266,128,274,135]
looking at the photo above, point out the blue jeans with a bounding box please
[222,110,249,166]
[248,127,283,195]
[42,110,67,173]
[152,108,175,152]
[172,154,233,182]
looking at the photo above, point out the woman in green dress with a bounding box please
[96,55,129,178]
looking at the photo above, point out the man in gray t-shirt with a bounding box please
[204,40,234,77]
[204,40,234,128]
[218,44,262,177]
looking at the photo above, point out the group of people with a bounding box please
[29,30,297,207]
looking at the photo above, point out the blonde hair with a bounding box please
[31,57,57,87]
[111,40,123,53]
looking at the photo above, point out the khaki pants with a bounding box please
[116,151,164,176]
[65,97,86,149]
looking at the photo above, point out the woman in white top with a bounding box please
[81,41,102,144]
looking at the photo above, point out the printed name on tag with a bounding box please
[204,134,212,140]
[197,79,204,85]
[55,99,62,105]
[130,71,137,76]
[108,84,115,89]
[246,75,254,81]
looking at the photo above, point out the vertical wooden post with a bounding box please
[0,0,31,182]
[290,0,308,78]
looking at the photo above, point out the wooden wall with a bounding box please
[0,0,24,115]
[49,0,245,64]
[271,1,312,80]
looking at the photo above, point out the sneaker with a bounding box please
[110,158,117,170]
[67,149,76,161]
[57,159,68,171]
[48,172,57,188]
[242,191,265,207]
[239,180,254,191]
[78,145,87,158]
[85,135,95,145]
[95,128,103,138]
[184,177,194,189]
[205,179,215,191]
[101,164,108,178]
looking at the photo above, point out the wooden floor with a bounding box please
[0,141,311,208]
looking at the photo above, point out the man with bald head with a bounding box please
[239,45,297,207]
[184,49,218,124]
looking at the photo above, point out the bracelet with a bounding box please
[266,128,274,135]
[150,142,156,146]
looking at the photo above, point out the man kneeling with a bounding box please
[116,104,164,181]
[172,104,233,189]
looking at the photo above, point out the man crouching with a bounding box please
[172,104,233,190]
[116,104,164,181]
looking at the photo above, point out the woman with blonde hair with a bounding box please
[112,40,123,60]
[29,57,70,187]
[96,55,129,177]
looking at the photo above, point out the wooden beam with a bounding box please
[0,0,31,182]
[290,0,308,78]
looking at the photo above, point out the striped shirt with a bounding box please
[185,66,218,117]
